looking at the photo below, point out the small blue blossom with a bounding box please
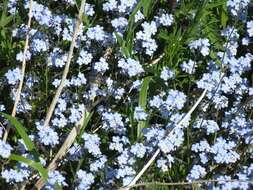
[48,48,67,68]
[82,133,101,157]
[85,3,95,16]
[133,106,147,121]
[5,68,22,85]
[164,90,187,110]
[52,114,67,128]
[189,38,210,56]
[135,10,144,22]
[136,21,158,56]
[113,87,125,100]
[193,119,220,135]
[0,140,13,158]
[187,165,207,181]
[227,0,250,18]
[118,0,137,13]
[94,58,109,73]
[111,17,128,32]
[117,150,130,165]
[211,137,240,164]
[157,154,174,172]
[87,25,106,41]
[90,155,107,172]
[157,13,174,26]
[69,73,87,87]
[116,166,136,179]
[77,50,93,66]
[76,170,95,190]
[247,21,253,37]
[143,127,166,145]
[103,0,117,12]
[102,112,125,133]
[45,170,67,189]
[242,37,250,45]
[31,38,48,53]
[160,67,175,81]
[30,2,52,26]
[8,0,18,14]
[1,168,29,183]
[149,95,163,109]
[180,59,197,74]
[158,128,184,154]
[199,153,208,164]
[192,140,211,153]
[36,123,59,146]
[67,143,84,161]
[0,104,5,112]
[118,58,144,77]
[130,143,146,158]
[197,70,223,91]
[109,136,129,152]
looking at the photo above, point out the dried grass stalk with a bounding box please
[3,0,33,142]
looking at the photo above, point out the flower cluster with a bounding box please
[189,38,210,56]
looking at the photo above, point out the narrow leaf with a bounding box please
[221,9,228,28]
[114,32,124,47]
[137,77,151,139]
[9,154,48,181]
[54,183,63,190]
[0,112,36,152]
[138,77,151,109]
[79,111,93,137]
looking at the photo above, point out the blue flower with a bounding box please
[0,140,13,158]
[133,106,147,121]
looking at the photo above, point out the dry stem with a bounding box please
[43,0,86,128]
[3,0,33,142]
[34,115,85,189]
[34,97,103,189]
[122,89,208,190]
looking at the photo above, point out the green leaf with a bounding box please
[142,0,153,17]
[9,154,48,181]
[138,77,151,108]
[54,183,63,190]
[123,0,154,57]
[221,9,228,28]
[79,111,94,139]
[114,32,124,47]
[137,77,151,139]
[128,0,143,22]
[0,16,12,28]
[82,111,93,129]
[0,112,36,153]
[114,32,130,57]
[0,0,12,28]
[206,0,226,9]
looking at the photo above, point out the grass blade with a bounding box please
[138,77,151,108]
[79,111,93,139]
[137,77,151,139]
[0,112,36,152]
[9,154,48,181]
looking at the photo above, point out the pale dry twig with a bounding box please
[43,0,86,128]
[122,88,208,190]
[3,0,33,142]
